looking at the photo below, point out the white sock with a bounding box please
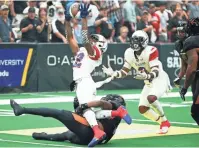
[143,108,161,124]
[151,100,167,122]
[95,110,112,119]
[83,109,98,127]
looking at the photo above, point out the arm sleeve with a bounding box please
[52,20,58,33]
[149,47,160,68]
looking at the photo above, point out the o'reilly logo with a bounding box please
[0,70,9,77]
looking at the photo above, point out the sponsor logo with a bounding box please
[0,70,9,77]
[0,59,24,66]
[47,55,74,66]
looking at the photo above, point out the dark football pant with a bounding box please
[191,72,199,125]
[23,107,94,145]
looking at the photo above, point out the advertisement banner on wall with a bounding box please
[0,48,33,87]
[159,43,181,83]
[37,44,145,91]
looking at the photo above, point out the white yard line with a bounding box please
[0,138,84,148]
[0,92,192,105]
[0,138,65,147]
[133,119,197,126]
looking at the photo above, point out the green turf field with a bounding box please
[0,89,198,147]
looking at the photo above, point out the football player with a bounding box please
[64,3,131,147]
[173,17,199,125]
[103,30,171,134]
[10,94,130,146]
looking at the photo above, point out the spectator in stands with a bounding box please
[20,7,40,42]
[137,10,154,41]
[83,0,99,35]
[101,0,123,37]
[181,0,189,13]
[155,2,170,42]
[23,0,39,17]
[115,26,130,43]
[173,3,189,20]
[51,8,67,43]
[123,0,137,38]
[148,3,160,38]
[72,18,82,44]
[37,9,51,42]
[12,1,27,28]
[0,5,14,42]
[187,1,199,19]
[168,6,187,42]
[95,8,114,42]
[135,0,149,23]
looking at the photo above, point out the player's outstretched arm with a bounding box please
[102,59,131,79]
[184,49,198,89]
[95,77,112,89]
[178,59,187,79]
[80,3,95,56]
[179,49,198,101]
[65,6,79,55]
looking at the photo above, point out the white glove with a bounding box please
[95,77,113,89]
[134,72,149,80]
[102,65,114,76]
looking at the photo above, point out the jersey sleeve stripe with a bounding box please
[149,48,159,61]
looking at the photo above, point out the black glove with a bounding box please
[70,81,76,91]
[173,77,181,88]
[79,3,90,18]
[75,103,89,115]
[179,87,187,101]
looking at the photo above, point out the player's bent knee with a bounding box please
[139,106,149,114]
[147,95,157,104]
[191,104,199,125]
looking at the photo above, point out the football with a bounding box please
[69,2,80,18]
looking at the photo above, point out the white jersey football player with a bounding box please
[65,3,131,147]
[103,30,171,134]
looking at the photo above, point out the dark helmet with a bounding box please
[186,17,199,36]
[101,94,126,107]
[176,21,188,40]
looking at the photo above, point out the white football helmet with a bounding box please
[130,30,149,51]
[90,34,108,53]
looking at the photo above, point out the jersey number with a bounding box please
[73,52,85,68]
[48,8,55,17]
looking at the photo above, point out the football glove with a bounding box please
[173,77,181,88]
[134,71,150,80]
[79,3,90,18]
[179,87,187,101]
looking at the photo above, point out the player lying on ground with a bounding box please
[10,94,131,146]
[173,18,199,125]
[65,3,119,147]
[103,30,171,134]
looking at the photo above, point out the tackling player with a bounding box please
[65,3,131,147]
[103,30,171,134]
[10,94,130,146]
[173,17,199,125]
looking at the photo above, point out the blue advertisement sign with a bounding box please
[0,48,33,87]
